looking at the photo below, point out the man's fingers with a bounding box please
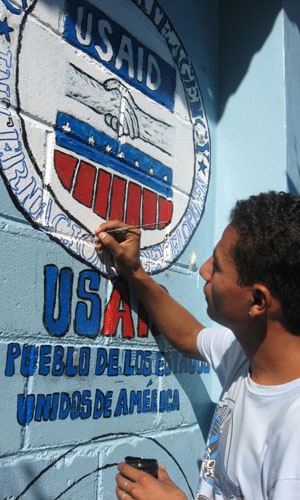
[118,462,143,482]
[94,220,126,250]
[95,221,141,245]
[95,220,126,235]
[94,221,142,278]
[157,465,173,485]
[116,486,133,500]
[96,231,122,256]
[116,472,135,493]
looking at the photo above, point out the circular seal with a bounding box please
[2,0,210,275]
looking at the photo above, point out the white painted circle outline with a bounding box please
[9,0,211,276]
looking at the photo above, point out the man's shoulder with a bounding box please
[272,385,300,430]
[197,327,246,386]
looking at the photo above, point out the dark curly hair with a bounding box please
[230,191,300,335]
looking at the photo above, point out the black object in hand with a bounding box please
[125,456,158,478]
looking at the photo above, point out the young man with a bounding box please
[94,191,300,500]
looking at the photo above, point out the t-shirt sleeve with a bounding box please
[197,327,245,386]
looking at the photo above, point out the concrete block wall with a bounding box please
[0,1,218,498]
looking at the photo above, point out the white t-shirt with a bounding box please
[195,327,300,500]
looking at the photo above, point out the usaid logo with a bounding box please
[1,0,210,275]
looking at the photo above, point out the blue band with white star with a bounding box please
[55,112,173,198]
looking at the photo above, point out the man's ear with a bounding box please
[249,284,272,318]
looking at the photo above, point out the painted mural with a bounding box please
[0,0,210,275]
[0,0,211,498]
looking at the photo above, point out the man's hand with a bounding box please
[94,220,142,280]
[94,221,204,358]
[116,463,188,500]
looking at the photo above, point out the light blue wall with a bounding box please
[216,1,288,241]
[284,0,300,194]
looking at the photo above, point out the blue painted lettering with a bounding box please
[155,352,164,376]
[51,393,60,421]
[79,348,90,376]
[74,270,101,337]
[93,389,113,418]
[6,343,209,379]
[107,348,119,376]
[81,390,92,419]
[129,390,142,414]
[66,347,77,376]
[71,391,82,419]
[52,346,65,376]
[59,393,71,420]
[143,389,151,412]
[20,345,38,376]
[124,350,134,376]
[43,265,73,336]
[5,343,20,376]
[35,394,52,421]
[16,387,180,425]
[114,388,128,416]
[64,0,175,111]
[17,394,35,425]
[95,348,107,375]
[39,345,51,375]
[43,267,162,340]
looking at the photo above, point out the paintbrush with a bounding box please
[106,222,169,234]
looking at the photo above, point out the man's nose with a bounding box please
[200,256,213,281]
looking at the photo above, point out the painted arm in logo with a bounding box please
[66,64,173,156]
